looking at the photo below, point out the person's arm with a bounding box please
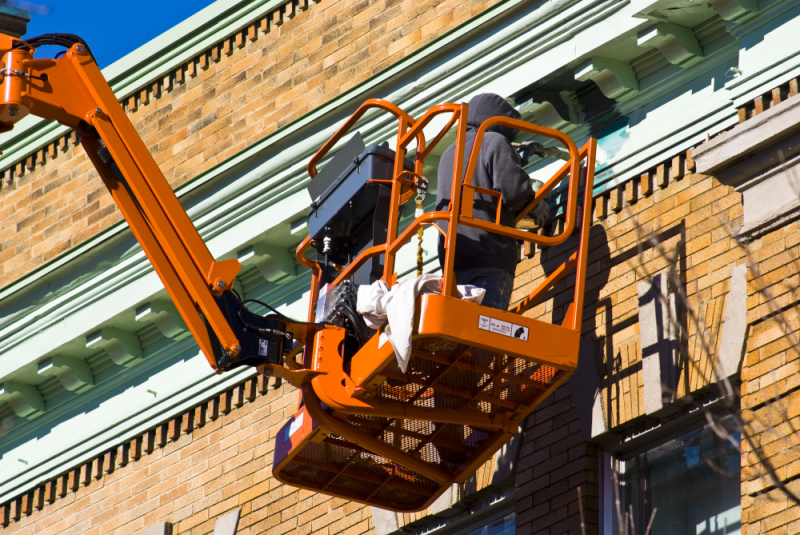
[485,137,534,212]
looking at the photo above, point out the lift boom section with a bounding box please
[0,33,323,380]
[0,32,597,512]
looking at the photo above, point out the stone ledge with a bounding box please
[694,91,800,176]
[732,198,800,242]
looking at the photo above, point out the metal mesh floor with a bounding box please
[360,336,565,472]
[379,337,563,410]
[278,336,567,510]
[279,433,439,509]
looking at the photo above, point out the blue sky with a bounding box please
[18,0,218,68]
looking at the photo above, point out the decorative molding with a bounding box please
[0,373,275,526]
[637,23,703,68]
[696,91,800,176]
[733,198,800,243]
[517,98,576,130]
[695,90,800,238]
[135,302,189,340]
[0,381,44,419]
[290,218,309,236]
[736,77,799,124]
[574,57,639,102]
[709,0,758,24]
[37,356,94,394]
[237,243,296,283]
[85,328,143,367]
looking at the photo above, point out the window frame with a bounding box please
[599,398,741,535]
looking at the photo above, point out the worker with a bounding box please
[436,93,548,311]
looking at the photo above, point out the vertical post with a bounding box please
[568,138,597,331]
[382,117,411,283]
[441,104,469,298]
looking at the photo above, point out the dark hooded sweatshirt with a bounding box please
[436,93,533,275]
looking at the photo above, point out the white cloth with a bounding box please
[356,274,485,372]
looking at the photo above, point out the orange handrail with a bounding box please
[461,116,581,247]
[307,98,420,179]
[297,99,597,321]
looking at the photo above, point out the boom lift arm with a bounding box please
[0,34,312,376]
[0,31,599,513]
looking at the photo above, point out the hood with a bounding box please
[466,93,521,142]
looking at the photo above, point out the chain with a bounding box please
[415,176,428,277]
[416,197,425,276]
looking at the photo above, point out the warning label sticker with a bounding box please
[284,413,304,442]
[259,339,270,357]
[478,315,529,342]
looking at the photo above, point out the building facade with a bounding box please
[1,0,799,533]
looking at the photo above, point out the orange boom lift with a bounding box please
[0,33,596,512]
[274,101,597,510]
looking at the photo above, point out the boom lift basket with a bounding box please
[274,99,597,511]
[274,393,443,510]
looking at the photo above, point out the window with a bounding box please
[613,418,741,535]
[459,512,515,535]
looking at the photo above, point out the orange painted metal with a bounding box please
[282,97,597,510]
[81,136,217,360]
[0,35,244,368]
[308,324,520,430]
[460,117,581,248]
[273,396,448,512]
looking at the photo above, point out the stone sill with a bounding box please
[694,91,800,179]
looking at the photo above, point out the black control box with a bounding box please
[308,142,413,285]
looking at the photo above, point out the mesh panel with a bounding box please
[278,431,439,510]
[282,335,568,510]
[282,460,335,486]
[297,440,352,466]
[366,335,566,476]
[331,474,378,496]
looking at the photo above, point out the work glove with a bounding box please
[516,200,550,229]
[515,141,539,166]
[531,200,549,227]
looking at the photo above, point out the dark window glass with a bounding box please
[461,512,516,535]
[620,420,741,534]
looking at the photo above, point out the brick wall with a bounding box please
[739,222,800,535]
[510,151,747,532]
[0,376,376,535]
[514,158,745,432]
[515,385,598,535]
[0,0,505,289]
